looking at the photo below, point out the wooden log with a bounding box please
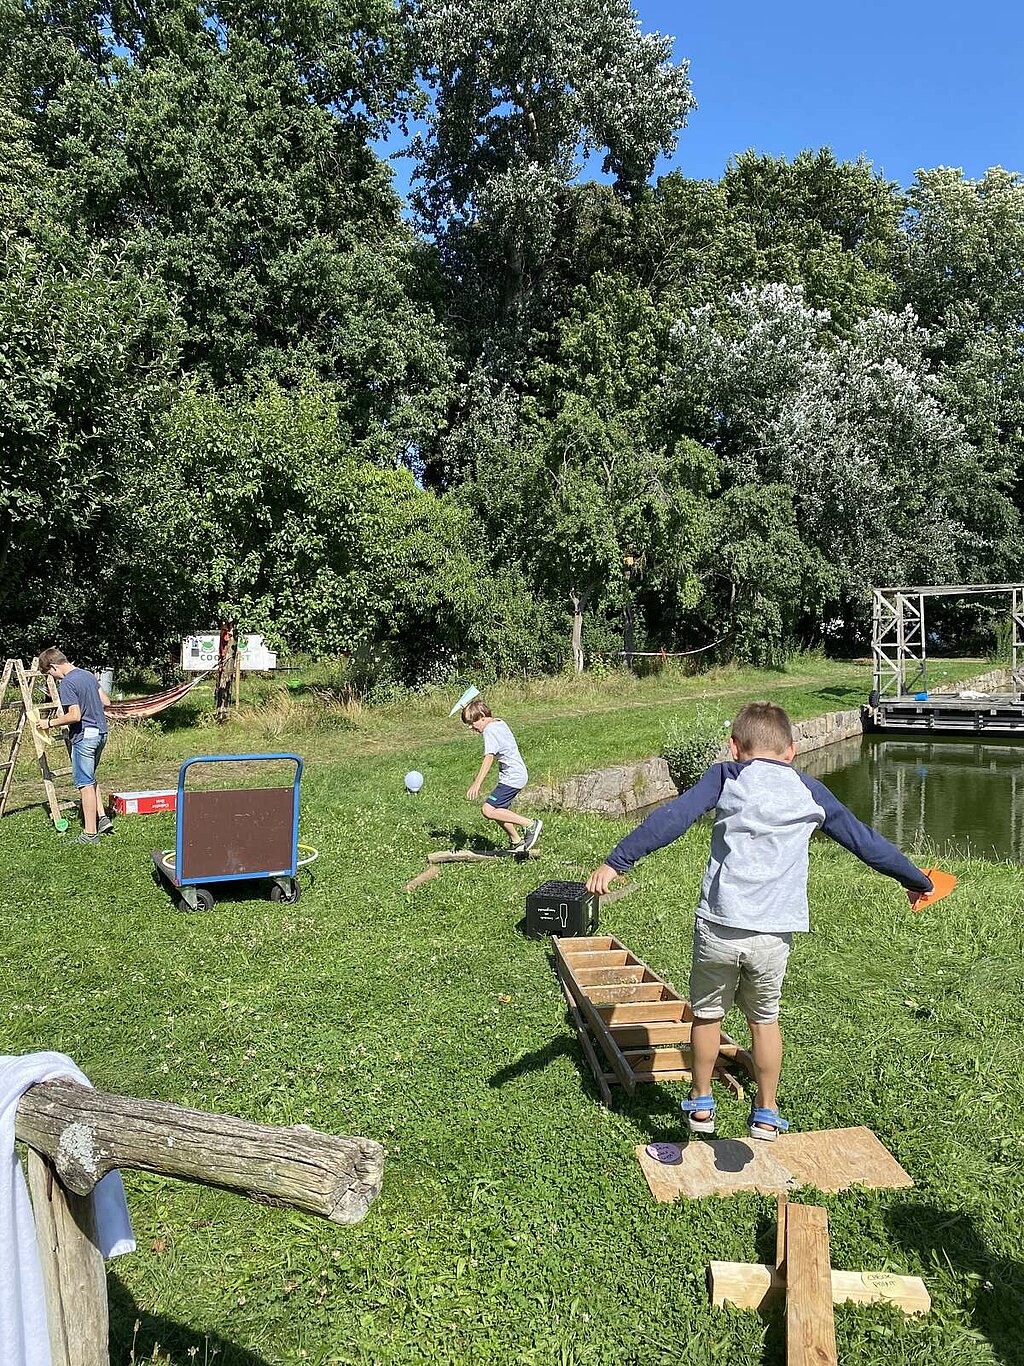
[598,882,639,908]
[26,1150,108,1366]
[16,1080,384,1225]
[785,1205,838,1366]
[405,865,441,892]
[707,1260,930,1315]
[426,848,539,864]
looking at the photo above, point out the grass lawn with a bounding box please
[2,657,1022,1365]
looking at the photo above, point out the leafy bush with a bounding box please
[661,704,727,789]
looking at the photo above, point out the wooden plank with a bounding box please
[557,935,616,953]
[610,1022,694,1048]
[585,983,668,1004]
[780,1126,914,1192]
[708,1261,930,1315]
[26,1150,108,1366]
[561,950,632,968]
[573,966,646,986]
[596,1000,690,1024]
[776,1192,788,1275]
[553,944,636,1095]
[555,971,613,1107]
[785,1205,838,1366]
[634,1127,912,1203]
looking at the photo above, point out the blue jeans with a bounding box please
[71,729,107,788]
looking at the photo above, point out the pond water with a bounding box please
[800,734,1024,863]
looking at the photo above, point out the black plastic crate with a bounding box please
[525,879,598,939]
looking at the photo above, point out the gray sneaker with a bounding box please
[97,815,113,835]
[523,819,543,851]
[76,832,101,846]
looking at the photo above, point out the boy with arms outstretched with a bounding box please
[462,698,542,852]
[587,701,932,1139]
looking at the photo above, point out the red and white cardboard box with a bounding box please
[110,789,178,816]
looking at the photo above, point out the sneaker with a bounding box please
[523,819,543,851]
[97,815,114,835]
[76,833,100,846]
[509,841,526,857]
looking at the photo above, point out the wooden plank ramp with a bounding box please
[552,934,752,1105]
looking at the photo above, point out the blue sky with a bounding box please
[381,0,1024,203]
[651,0,1024,186]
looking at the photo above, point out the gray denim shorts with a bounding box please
[689,918,793,1024]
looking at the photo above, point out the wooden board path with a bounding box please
[636,1125,913,1202]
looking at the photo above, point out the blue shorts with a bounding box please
[485,783,522,810]
[71,729,107,788]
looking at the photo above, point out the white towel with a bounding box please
[1,1053,136,1366]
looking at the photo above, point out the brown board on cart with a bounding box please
[181,787,295,879]
[552,934,752,1106]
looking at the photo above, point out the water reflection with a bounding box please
[801,735,1024,863]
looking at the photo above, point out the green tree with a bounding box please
[411,0,693,372]
[119,380,482,664]
[0,105,178,656]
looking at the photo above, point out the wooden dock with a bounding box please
[870,693,1024,734]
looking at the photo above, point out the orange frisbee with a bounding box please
[910,868,957,912]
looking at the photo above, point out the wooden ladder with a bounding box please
[0,658,76,830]
[552,933,754,1106]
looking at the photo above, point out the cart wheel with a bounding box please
[179,888,216,913]
[270,880,301,905]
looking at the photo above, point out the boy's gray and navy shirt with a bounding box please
[605,759,932,934]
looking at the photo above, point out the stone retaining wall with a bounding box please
[525,667,1009,817]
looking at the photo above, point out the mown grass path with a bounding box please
[2,659,1021,1365]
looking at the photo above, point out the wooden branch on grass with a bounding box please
[16,1080,384,1225]
[427,848,540,864]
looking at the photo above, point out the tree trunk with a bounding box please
[623,596,635,667]
[569,587,590,673]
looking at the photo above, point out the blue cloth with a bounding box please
[58,668,107,745]
[71,730,106,788]
[605,759,933,934]
[485,782,522,810]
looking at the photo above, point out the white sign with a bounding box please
[180,634,278,672]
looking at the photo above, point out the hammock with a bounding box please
[105,670,215,722]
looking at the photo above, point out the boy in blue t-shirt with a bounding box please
[461,697,542,852]
[36,647,111,845]
[587,701,932,1140]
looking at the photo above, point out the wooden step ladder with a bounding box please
[0,658,76,831]
[552,934,754,1107]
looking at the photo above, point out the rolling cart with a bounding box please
[151,752,317,912]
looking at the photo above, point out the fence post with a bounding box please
[26,1149,109,1366]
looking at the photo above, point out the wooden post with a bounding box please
[234,641,242,716]
[26,1150,108,1366]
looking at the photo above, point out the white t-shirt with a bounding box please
[482,719,528,788]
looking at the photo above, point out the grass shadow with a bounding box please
[108,1272,271,1365]
[888,1201,1024,1366]
[487,1036,576,1089]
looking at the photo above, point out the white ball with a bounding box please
[404,770,424,793]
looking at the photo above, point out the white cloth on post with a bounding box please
[0,1052,136,1366]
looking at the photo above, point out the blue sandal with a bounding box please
[681,1094,716,1135]
[748,1106,789,1142]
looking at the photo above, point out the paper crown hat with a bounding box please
[449,685,480,718]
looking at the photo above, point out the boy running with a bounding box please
[462,698,542,853]
[587,701,932,1140]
